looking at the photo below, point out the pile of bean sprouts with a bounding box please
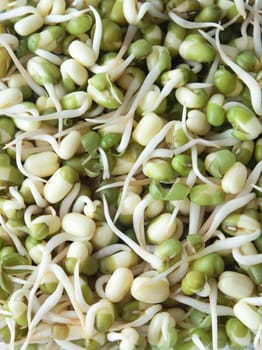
[0,0,261,349]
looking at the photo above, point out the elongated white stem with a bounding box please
[44,8,89,24]
[169,11,223,29]
[111,305,162,331]
[191,145,214,185]
[0,5,38,20]
[89,5,102,59]
[0,216,28,256]
[253,0,262,57]
[44,83,63,136]
[59,182,81,218]
[200,193,256,238]
[192,334,207,350]
[93,244,131,260]
[35,49,63,65]
[215,28,262,116]
[23,284,64,350]
[74,261,90,312]
[115,121,176,221]
[194,230,260,259]
[209,279,218,350]
[181,105,192,141]
[174,295,233,316]
[50,263,86,334]
[232,247,262,266]
[0,34,46,96]
[103,196,162,269]
[133,197,152,249]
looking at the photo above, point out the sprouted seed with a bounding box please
[0,1,261,350]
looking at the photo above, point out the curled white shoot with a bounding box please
[5,318,15,350]
[72,195,94,214]
[115,121,176,221]
[98,147,110,180]
[117,64,164,153]
[89,5,102,59]
[200,193,256,239]
[149,148,174,159]
[0,215,28,256]
[240,160,262,195]
[240,10,251,49]
[23,284,64,350]
[215,28,262,116]
[192,333,207,350]
[168,11,223,29]
[59,182,81,218]
[232,247,262,266]
[9,186,25,209]
[146,73,186,112]
[240,297,262,306]
[188,201,201,234]
[44,8,89,24]
[253,0,262,57]
[235,0,247,19]
[166,257,189,285]
[111,305,162,331]
[15,136,46,183]
[34,49,63,66]
[117,24,137,59]
[173,138,219,155]
[0,5,38,21]
[209,279,218,350]
[103,195,162,270]
[44,83,63,136]
[194,230,260,259]
[108,55,135,81]
[93,244,132,260]
[24,204,42,227]
[133,197,152,249]
[138,2,168,21]
[95,275,110,299]
[0,34,46,96]
[204,54,219,87]
[50,263,86,335]
[174,295,233,316]
[191,145,214,185]
[73,261,90,312]
[181,105,193,141]
[23,179,48,208]
[254,324,262,350]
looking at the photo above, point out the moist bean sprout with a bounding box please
[0,1,261,350]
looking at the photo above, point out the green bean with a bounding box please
[190,184,225,206]
[192,253,225,278]
[179,34,216,63]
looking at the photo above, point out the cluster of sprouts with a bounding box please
[0,0,261,349]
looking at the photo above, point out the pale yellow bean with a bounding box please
[131,276,170,303]
[218,271,254,299]
[132,112,165,146]
[68,41,97,68]
[147,213,177,244]
[105,267,134,302]
[62,212,96,239]
[24,151,59,177]
[221,162,247,194]
[233,302,262,333]
[14,13,44,36]
[0,88,23,108]
[59,131,82,160]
